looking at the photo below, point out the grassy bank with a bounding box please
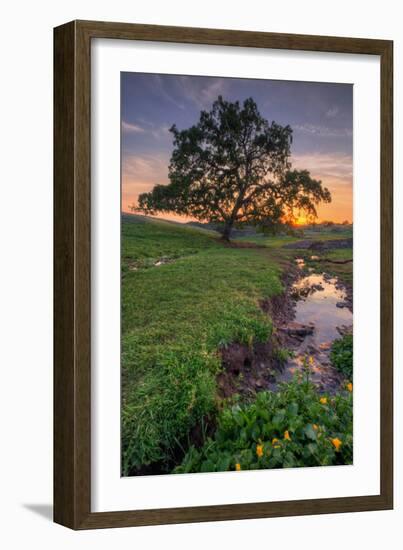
[121,215,283,474]
[306,248,353,285]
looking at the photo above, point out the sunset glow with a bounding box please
[293,216,308,226]
[121,74,353,224]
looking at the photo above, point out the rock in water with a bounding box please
[283,321,315,337]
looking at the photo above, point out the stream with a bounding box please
[218,256,353,398]
[273,259,353,392]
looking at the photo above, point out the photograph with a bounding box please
[120,72,354,477]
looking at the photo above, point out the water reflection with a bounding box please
[272,271,353,392]
[293,273,352,343]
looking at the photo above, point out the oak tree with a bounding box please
[135,97,331,240]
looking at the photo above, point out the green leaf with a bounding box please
[252,425,261,441]
[272,409,285,428]
[287,402,299,417]
[304,424,317,441]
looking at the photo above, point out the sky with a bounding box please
[121,73,353,223]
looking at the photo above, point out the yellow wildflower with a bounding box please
[320,397,328,405]
[284,430,291,441]
[331,437,342,451]
[256,444,264,458]
[272,437,281,449]
[313,424,318,431]
[235,463,241,471]
[309,355,314,366]
[346,382,353,392]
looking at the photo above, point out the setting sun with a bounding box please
[294,216,308,226]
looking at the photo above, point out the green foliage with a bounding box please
[330,334,353,380]
[273,347,294,364]
[175,375,353,473]
[121,216,283,474]
[136,96,331,240]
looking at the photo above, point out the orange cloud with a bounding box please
[122,151,353,224]
[292,152,352,223]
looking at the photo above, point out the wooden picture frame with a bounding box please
[54,20,393,529]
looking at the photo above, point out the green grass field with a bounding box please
[235,234,301,248]
[121,215,353,475]
[235,226,352,248]
[121,215,283,474]
[303,228,353,240]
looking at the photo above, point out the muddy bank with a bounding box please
[218,340,280,399]
[218,262,353,399]
[218,270,298,399]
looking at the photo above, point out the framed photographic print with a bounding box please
[54,20,393,529]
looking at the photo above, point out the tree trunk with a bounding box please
[221,221,233,241]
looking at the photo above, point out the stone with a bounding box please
[319,341,332,351]
[312,283,324,291]
[285,321,315,337]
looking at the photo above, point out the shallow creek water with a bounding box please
[274,260,353,392]
[293,272,352,342]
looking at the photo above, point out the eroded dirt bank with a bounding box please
[218,261,353,399]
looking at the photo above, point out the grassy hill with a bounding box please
[121,214,283,474]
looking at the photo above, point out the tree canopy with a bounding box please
[135,96,331,240]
